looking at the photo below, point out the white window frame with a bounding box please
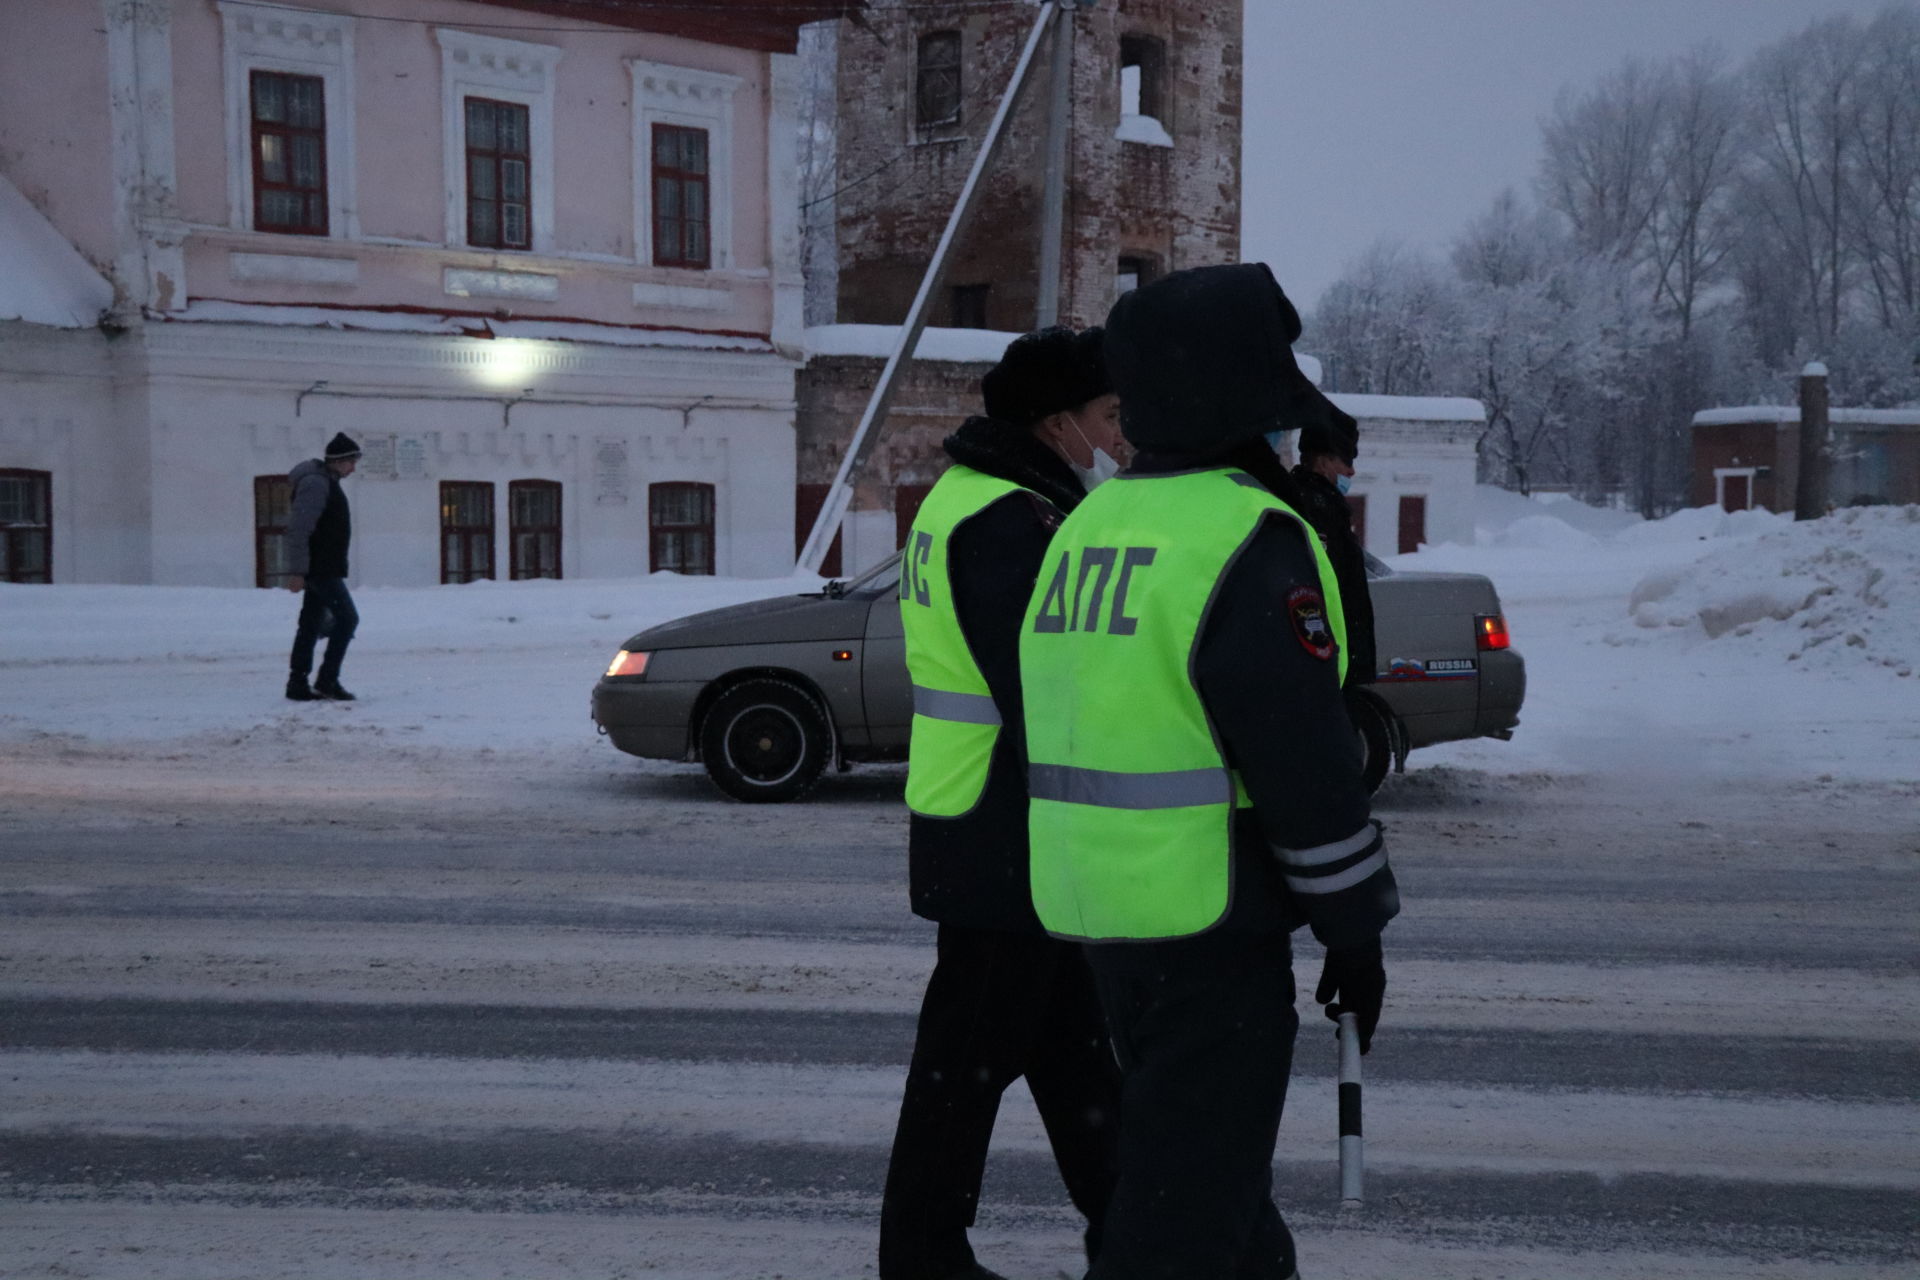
[629,59,741,272]
[435,28,562,256]
[218,1,357,238]
[1714,466,1758,511]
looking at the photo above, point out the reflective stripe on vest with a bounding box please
[1020,466,1349,941]
[901,465,1032,817]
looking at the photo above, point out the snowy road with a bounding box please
[3,743,1917,1280]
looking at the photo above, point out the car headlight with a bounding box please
[605,649,651,678]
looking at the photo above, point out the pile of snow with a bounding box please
[1626,505,1919,677]
[1474,484,1642,545]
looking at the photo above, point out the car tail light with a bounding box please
[1475,614,1510,652]
[605,649,650,678]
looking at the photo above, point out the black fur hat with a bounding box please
[324,432,362,460]
[980,326,1112,428]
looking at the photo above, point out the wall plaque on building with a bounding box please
[358,433,399,480]
[595,437,630,505]
[396,436,427,480]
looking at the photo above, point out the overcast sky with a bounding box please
[1240,0,1891,313]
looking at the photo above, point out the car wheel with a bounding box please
[699,678,831,803]
[1346,692,1393,795]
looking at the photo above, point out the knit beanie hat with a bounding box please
[324,432,362,460]
[980,326,1113,428]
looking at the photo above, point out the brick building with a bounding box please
[797,0,1243,574]
[1691,406,1920,512]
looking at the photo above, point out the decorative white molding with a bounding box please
[443,267,559,301]
[229,251,358,286]
[767,51,805,354]
[435,28,562,255]
[628,59,742,272]
[107,0,186,313]
[218,1,357,239]
[632,282,731,312]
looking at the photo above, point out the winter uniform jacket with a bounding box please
[1100,263,1399,949]
[287,458,351,579]
[908,415,1087,934]
[1290,466,1379,686]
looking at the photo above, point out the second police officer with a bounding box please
[1020,264,1401,1280]
[881,327,1126,1280]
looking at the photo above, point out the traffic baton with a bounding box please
[1337,1011,1363,1208]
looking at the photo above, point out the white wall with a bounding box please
[1348,417,1479,553]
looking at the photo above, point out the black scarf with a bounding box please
[942,415,1088,514]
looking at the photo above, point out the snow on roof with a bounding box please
[803,323,1020,364]
[0,173,114,328]
[1692,405,1920,427]
[1330,392,1486,423]
[167,300,773,352]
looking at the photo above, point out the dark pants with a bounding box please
[880,924,1123,1280]
[290,575,358,684]
[1085,929,1299,1280]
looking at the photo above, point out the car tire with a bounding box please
[700,678,832,803]
[1346,692,1394,795]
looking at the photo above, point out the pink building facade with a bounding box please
[0,0,831,586]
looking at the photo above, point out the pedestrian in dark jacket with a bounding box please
[1288,403,1378,686]
[284,432,361,702]
[1021,263,1399,1280]
[881,328,1124,1280]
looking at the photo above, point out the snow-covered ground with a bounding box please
[5,489,1914,785]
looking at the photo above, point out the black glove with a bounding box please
[1314,940,1386,1054]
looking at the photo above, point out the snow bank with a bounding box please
[1627,505,1920,677]
[1473,484,1641,546]
[803,323,1019,363]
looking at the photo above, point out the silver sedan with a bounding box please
[592,553,1524,802]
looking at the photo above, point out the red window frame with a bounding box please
[1398,494,1427,555]
[794,483,843,578]
[249,70,329,235]
[649,481,715,575]
[254,475,295,589]
[465,96,532,250]
[651,124,711,270]
[0,468,52,584]
[440,481,496,584]
[508,479,562,580]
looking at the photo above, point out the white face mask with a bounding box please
[1065,413,1121,491]
[1336,474,1353,496]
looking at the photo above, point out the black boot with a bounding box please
[286,673,316,702]
[313,678,356,701]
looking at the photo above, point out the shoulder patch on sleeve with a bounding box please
[1287,585,1336,661]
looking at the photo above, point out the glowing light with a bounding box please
[473,339,540,388]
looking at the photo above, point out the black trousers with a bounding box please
[1085,929,1299,1280]
[880,923,1123,1280]
[290,575,358,683]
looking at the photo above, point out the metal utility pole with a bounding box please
[1794,360,1829,521]
[1034,7,1074,327]
[796,1,1069,576]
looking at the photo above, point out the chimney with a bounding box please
[1793,361,1829,521]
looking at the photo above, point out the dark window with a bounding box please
[651,124,711,269]
[1397,494,1427,555]
[254,475,294,589]
[508,479,562,580]
[250,70,328,235]
[794,483,843,578]
[440,481,496,584]
[1119,34,1165,122]
[466,97,532,250]
[916,30,962,129]
[894,483,934,550]
[0,468,51,584]
[1117,254,1156,297]
[650,482,715,574]
[949,283,990,328]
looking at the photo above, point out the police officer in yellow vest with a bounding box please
[1021,265,1400,1280]
[881,328,1127,1280]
